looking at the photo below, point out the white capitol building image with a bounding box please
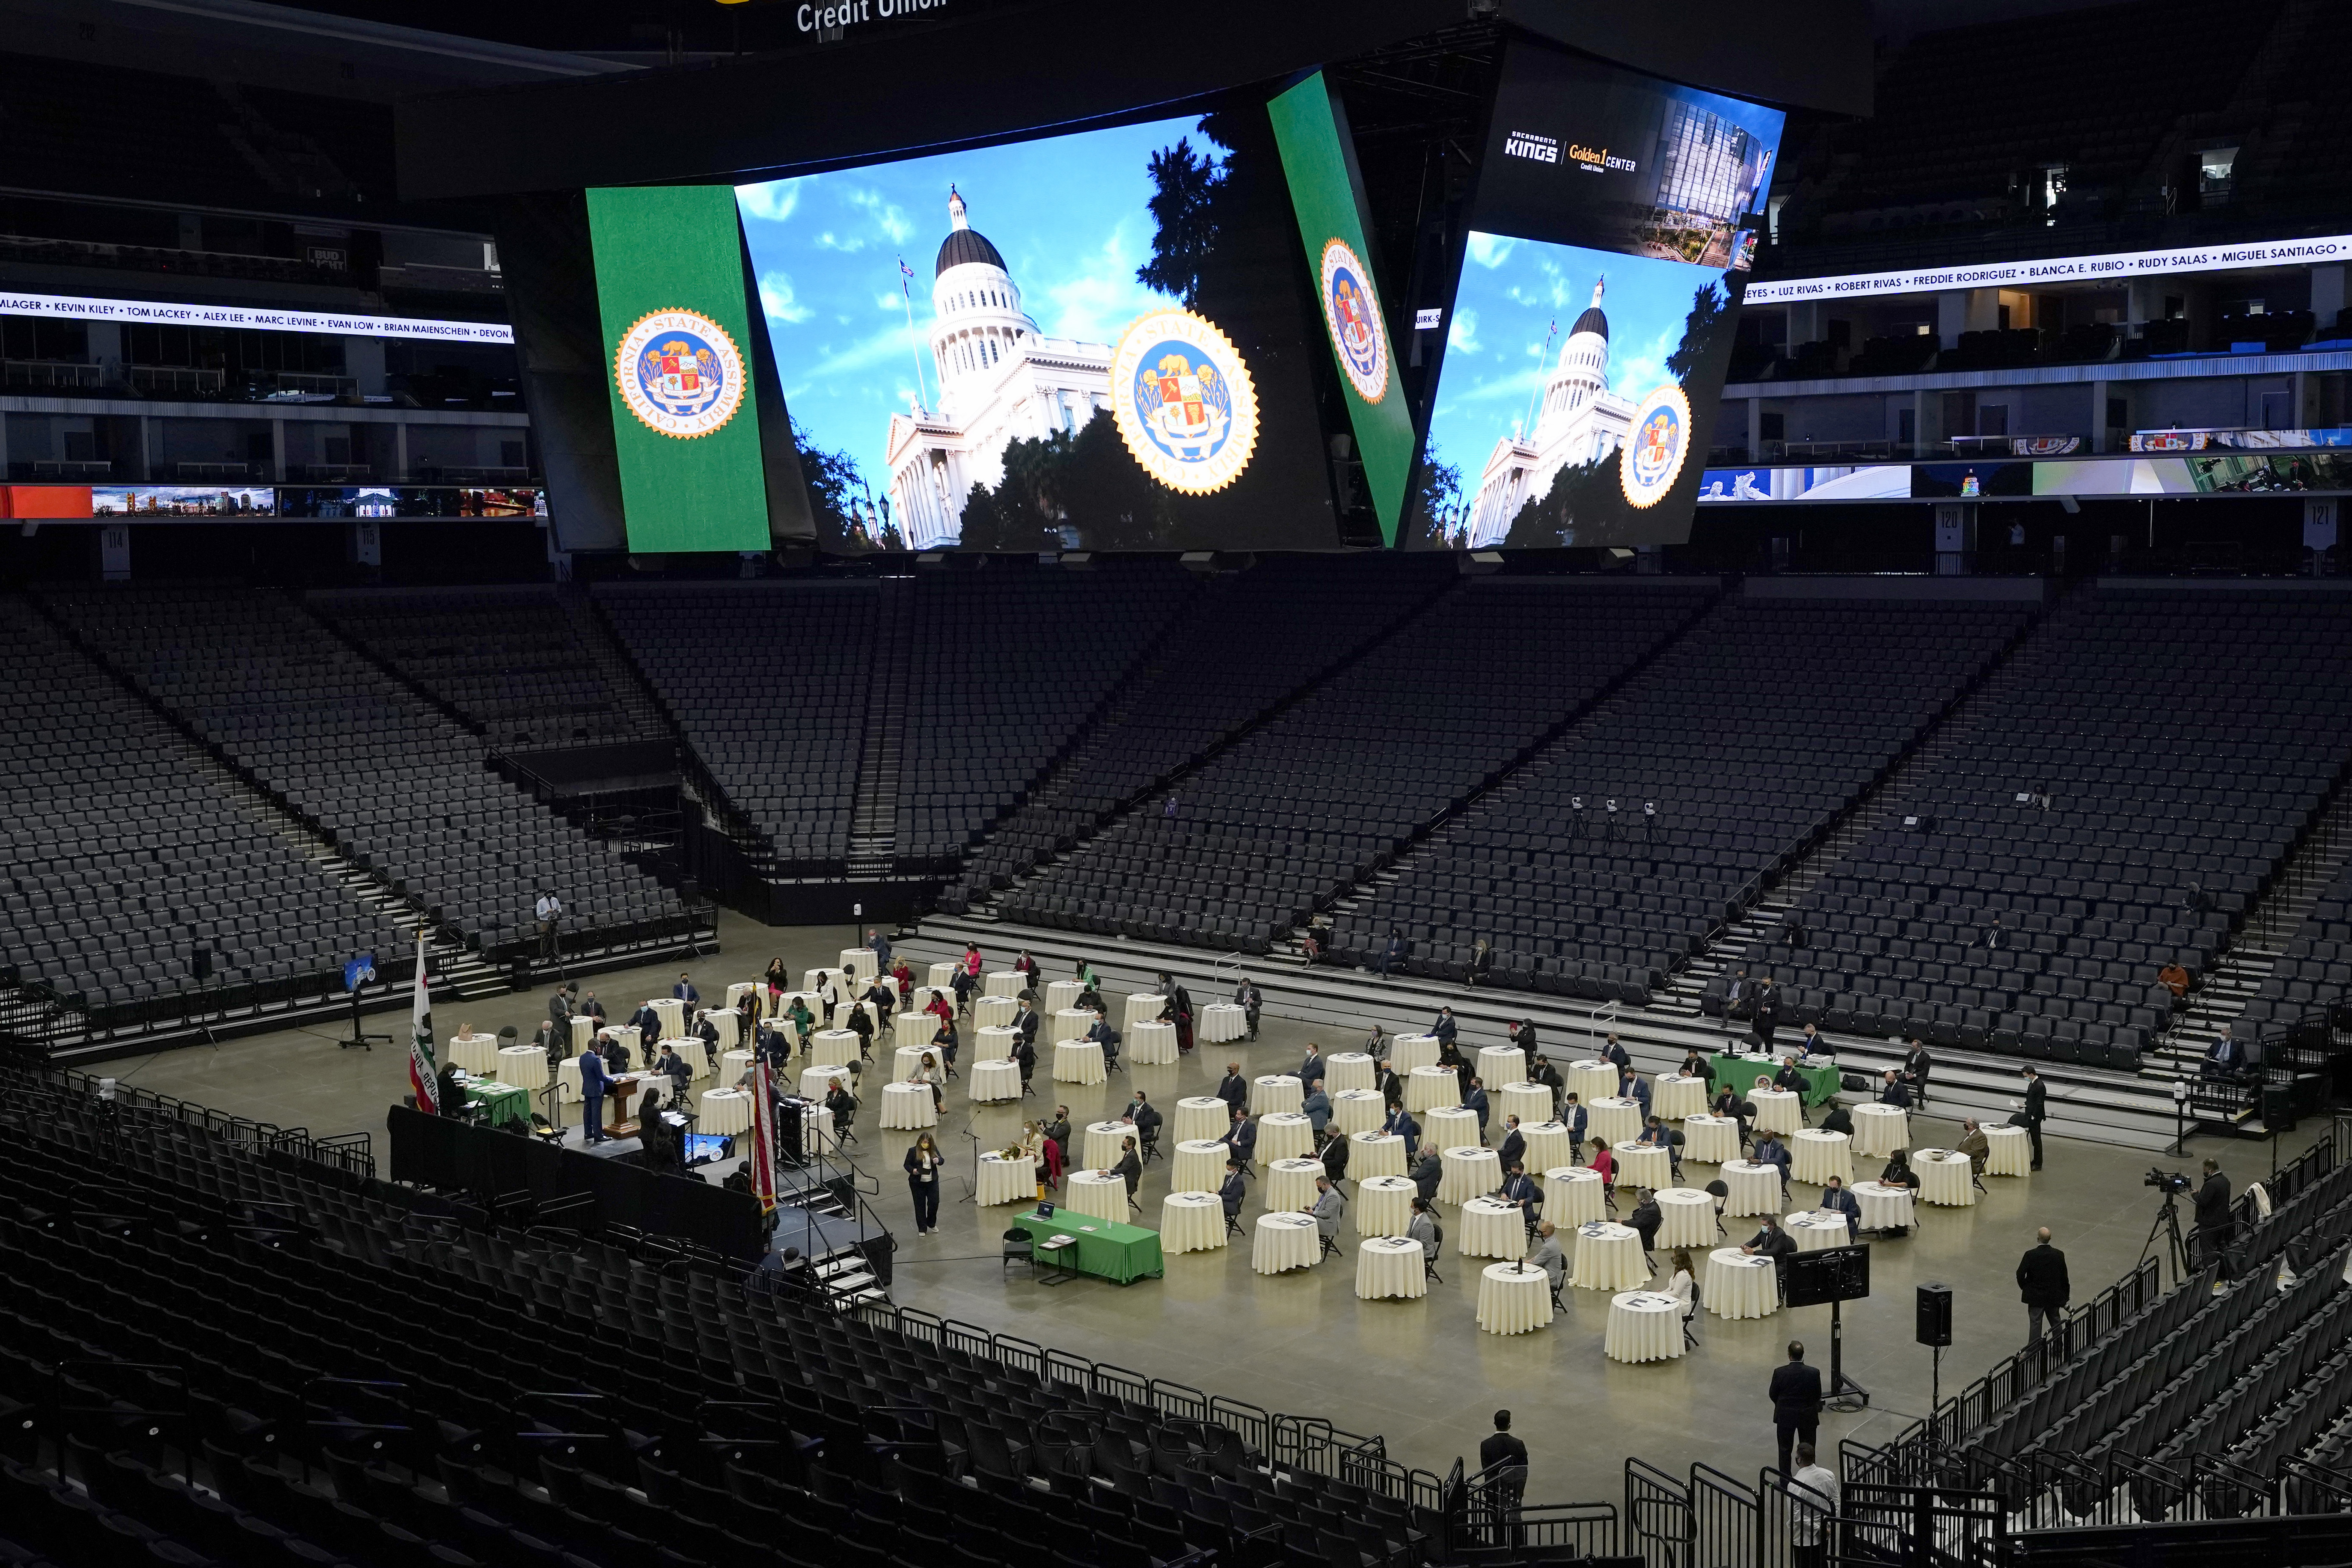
[1461,277,1636,545]
[883,188,1116,548]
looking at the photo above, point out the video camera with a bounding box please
[2145,1168,2191,1194]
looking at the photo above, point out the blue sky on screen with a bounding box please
[1666,82,1786,153]
[1422,233,1728,485]
[736,115,1203,490]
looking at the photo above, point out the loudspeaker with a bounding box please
[190,944,212,981]
[1916,1282,1953,1347]
[2262,1084,2299,1133]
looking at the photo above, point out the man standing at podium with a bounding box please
[579,1037,612,1145]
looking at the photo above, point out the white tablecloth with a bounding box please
[1355,1176,1416,1238]
[975,995,1017,1029]
[1917,1152,1976,1207]
[811,1028,861,1064]
[569,1016,595,1054]
[969,1060,1022,1103]
[838,948,877,981]
[1406,1065,1460,1112]
[1478,1045,1527,1087]
[1265,1158,1325,1214]
[800,1063,852,1102]
[879,1082,937,1131]
[1423,1105,1482,1153]
[1706,1247,1780,1319]
[1984,1126,2031,1176]
[1522,1122,1577,1175]
[800,968,833,997]
[1065,1170,1129,1222]
[1792,1130,1853,1188]
[1788,1210,1850,1251]
[1588,1096,1642,1148]
[796,1101,837,1153]
[985,971,1024,1000]
[1479,1262,1554,1334]
[1655,1074,1708,1122]
[778,996,823,1045]
[1543,1166,1607,1226]
[448,1034,501,1075]
[1655,1188,1717,1248]
[1053,1009,1096,1045]
[1044,980,1083,1014]
[1500,1083,1554,1127]
[1357,1237,1427,1300]
[1852,1180,1918,1229]
[1252,1212,1320,1274]
[1683,1114,1741,1164]
[1326,1053,1375,1093]
[1052,1040,1106,1086]
[651,999,685,1040]
[1351,1132,1405,1179]
[1618,1143,1672,1190]
[602,1026,642,1066]
[552,1056,583,1105]
[1568,1060,1619,1105]
[892,1013,934,1050]
[1852,1103,1909,1159]
[1162,1192,1226,1253]
[1438,1146,1501,1206]
[1750,1088,1801,1136]
[972,1025,1019,1064]
[1175,1140,1230,1193]
[1199,1004,1248,1044]
[1176,1097,1231,1143]
[1252,1074,1304,1115]
[893,1045,937,1082]
[1128,1020,1179,1065]
[928,961,962,991]
[496,1044,548,1091]
[1722,1161,1783,1218]
[1257,1112,1313,1164]
[1458,1197,1528,1259]
[661,1036,706,1080]
[723,1049,755,1084]
[977,1152,1037,1206]
[1117,993,1161,1032]
[699,1088,754,1136]
[1331,1090,1386,1135]
[1082,1121,1135,1169]
[1390,1035,1440,1073]
[1569,1222,1647,1291]
[702,1009,740,1051]
[1607,1291,1687,1363]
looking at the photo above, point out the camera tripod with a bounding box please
[2140,1190,2191,1286]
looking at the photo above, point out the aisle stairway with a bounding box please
[847,580,913,877]
[553,587,679,744]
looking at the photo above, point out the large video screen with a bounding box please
[1411,44,1784,549]
[736,97,1351,553]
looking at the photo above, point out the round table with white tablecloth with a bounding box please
[722,1049,755,1086]
[1199,1003,1248,1044]
[1351,1132,1406,1179]
[1607,1291,1687,1363]
[969,1060,1022,1104]
[1406,1065,1461,1113]
[650,999,685,1040]
[496,1045,549,1091]
[663,1037,707,1080]
[1721,1160,1784,1218]
[1257,1113,1314,1165]
[1705,1248,1780,1319]
[975,995,1017,1030]
[1127,1020,1179,1066]
[794,1101,837,1154]
[1569,1222,1648,1292]
[1251,1074,1303,1115]
[698,1088,754,1136]
[892,1012,935,1051]
[1568,1060,1619,1105]
[1791,1130,1853,1189]
[1617,1143,1672,1190]
[1044,980,1083,1014]
[1499,1083,1554,1128]
[986,971,1024,1000]
[553,1056,584,1105]
[976,1151,1037,1206]
[568,1016,596,1054]
[1390,1034,1440,1073]
[1984,1126,2030,1176]
[1522,1121,1577,1175]
[1457,1197,1529,1260]
[1355,1175,1417,1238]
[1082,1121,1136,1170]
[973,1025,1019,1064]
[448,1034,501,1075]
[1065,1169,1130,1223]
[1654,1188,1716,1249]
[1788,1210,1850,1252]
[602,1025,642,1065]
[1423,1105,1482,1155]
[1054,1009,1097,1046]
[704,1008,742,1049]
[1654,1074,1708,1122]
[1543,1166,1608,1227]
[1587,1096,1641,1148]
[1052,1040,1106,1087]
[1750,1088,1801,1136]
[811,1028,862,1064]
[800,1063,852,1102]
[1163,1098,1222,1145]
[1438,1146,1501,1206]
[800,968,834,998]
[1915,1151,1975,1207]
[895,1044,947,1083]
[1175,1140,1232,1193]
[1852,1180,1919,1230]
[1161,1192,1226,1254]
[1851,1102,1909,1159]
[1264,1158,1325,1215]
[1357,1237,1427,1300]
[1252,1212,1320,1274]
[838,948,877,982]
[1122,993,1166,1032]
[726,981,759,1012]
[1681,1114,1740,1165]
[1326,1053,1375,1093]
[777,996,824,1047]
[1478,1046,1527,1088]
[879,1082,938,1131]
[1478,1262,1554,1335]
[1331,1090,1386,1135]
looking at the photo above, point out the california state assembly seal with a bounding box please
[1109,309,1259,494]
[614,309,745,439]
[1620,383,1694,508]
[1318,238,1390,404]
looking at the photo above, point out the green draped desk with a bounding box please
[1012,1208,1163,1285]
[1709,1053,1841,1108]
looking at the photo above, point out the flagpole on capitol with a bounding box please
[408,927,440,1114]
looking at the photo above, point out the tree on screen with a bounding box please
[1138,135,1227,306]
[790,416,877,549]
[1409,451,1464,549]
[1666,279,1735,386]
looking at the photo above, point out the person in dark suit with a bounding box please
[2200,1034,2245,1079]
[673,972,700,1005]
[1219,1159,1247,1224]
[1430,1008,1458,1046]
[627,1001,662,1046]
[1753,1131,1792,1194]
[1531,1052,1565,1115]
[1680,1047,1715,1087]
[1378,930,1406,980]
[1216,1062,1249,1115]
[1752,978,1782,1051]
[1619,1069,1652,1119]
[578,1042,612,1144]
[1378,1060,1404,1110]
[1878,1070,1912,1110]
[1480,1410,1528,1517]
[1316,1125,1350,1185]
[1600,1033,1631,1072]
[1817,1176,1861,1231]
[1900,1039,1933,1101]
[1628,1188,1663,1266]
[1411,1148,1443,1204]
[1509,1019,1541,1062]
[1013,1001,1042,1048]
[1464,1077,1491,1137]
[1558,1095,1587,1159]
[546,987,573,1033]
[1498,1163,1541,1228]
[2194,1160,2233,1271]
[1224,1108,1258,1168]
[1383,1104,1421,1158]
[1299,1046,1327,1095]
[1235,978,1263,1042]
[1302,1080,1332,1135]
[1768,1341,1824,1476]
[2009,1065,2047,1170]
[2016,1226,2070,1343]
[1012,1034,1037,1090]
[1111,1137,1143,1203]
[1127,1092,1163,1146]
[1819,1101,1854,1137]
[1497,1115,1526,1173]
[1084,1011,1119,1071]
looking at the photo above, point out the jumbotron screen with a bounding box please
[1409,42,1785,549]
[736,83,1392,553]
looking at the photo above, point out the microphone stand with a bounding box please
[958,1126,981,1205]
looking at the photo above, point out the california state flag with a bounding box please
[408,930,440,1114]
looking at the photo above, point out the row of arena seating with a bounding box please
[2235,863,2352,1045]
[0,1071,1437,1568]
[37,586,683,957]
[1,604,404,1018]
[998,579,1715,950]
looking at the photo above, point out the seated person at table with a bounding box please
[1216,1063,1249,1113]
[1074,980,1104,1014]
[1680,1046,1714,1087]
[932,1019,960,1074]
[1772,1057,1807,1098]
[1710,1082,1745,1127]
[1310,1175,1346,1239]
[823,1078,856,1137]
[1629,1188,1663,1266]
[1411,1148,1444,1203]
[1012,1036,1038,1087]
[1298,1045,1327,1092]
[1435,1036,1464,1077]
[1601,1033,1631,1072]
[1316,1125,1350,1184]
[1753,1131,1792,1191]
[1528,1221,1565,1293]
[1497,1115,1526,1172]
[924,989,955,1034]
[1407,1197,1440,1261]
[1956,1119,1990,1174]
[1012,1001,1042,1048]
[1530,1053,1565,1113]
[1038,1128,1065,1190]
[863,977,896,1022]
[1084,1010,1120,1070]
[1879,1149,1921,1191]
[1111,1137,1142,1200]
[1817,1175,1862,1230]
[1818,1100,1853,1137]
[1559,1094,1587,1156]
[1878,1069,1912,1109]
[692,1009,720,1054]
[1464,1076,1490,1134]
[784,995,817,1048]
[654,1042,692,1098]
[1302,1079,1331,1134]
[1219,1159,1247,1223]
[1382,1102,1422,1152]
[1223,1108,1258,1167]
[1043,1108,1072,1155]
[1796,1022,1831,1060]
[910,1052,945,1112]
[1378,1061,1404,1109]
[434,1060,467,1117]
[1618,1069,1652,1119]
[1741,1212,1797,1265]
[888,956,915,994]
[601,1030,633,1072]
[1430,1007,1458,1045]
[845,1006,875,1060]
[627,1001,663,1046]
[951,965,977,1015]
[1498,1163,1541,1227]
[1126,1091,1162,1145]
[1667,1250,1698,1327]
[1587,1139,1616,1188]
[1014,950,1039,986]
[1636,1114,1670,1149]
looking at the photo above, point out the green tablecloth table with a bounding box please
[1013,1208,1164,1284]
[465,1081,532,1129]
[1710,1054,1841,1108]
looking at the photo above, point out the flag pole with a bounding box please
[898,255,931,413]
[407,927,440,1114]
